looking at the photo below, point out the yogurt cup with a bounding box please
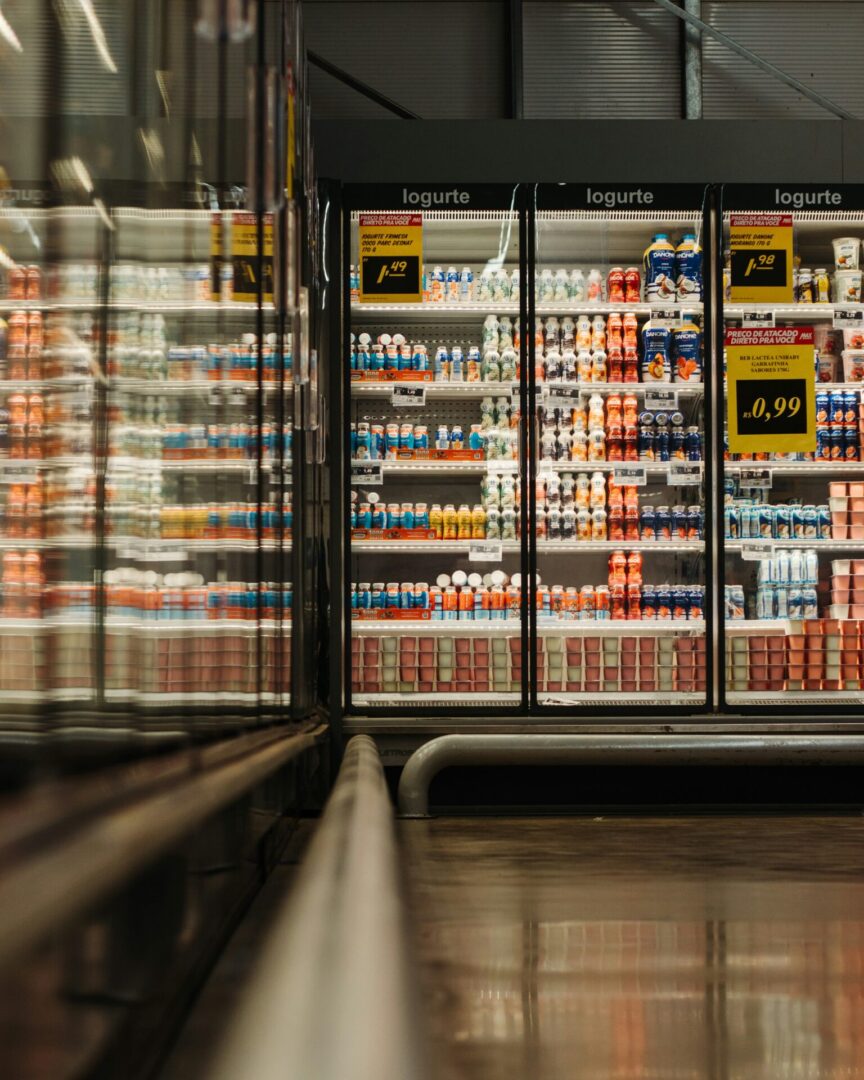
[835,269,863,304]
[833,237,861,270]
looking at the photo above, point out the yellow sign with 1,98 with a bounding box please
[729,212,794,303]
[726,327,816,455]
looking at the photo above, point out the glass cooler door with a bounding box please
[345,185,527,712]
[721,185,864,712]
[532,185,712,711]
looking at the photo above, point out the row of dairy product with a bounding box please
[539,395,703,462]
[349,232,702,304]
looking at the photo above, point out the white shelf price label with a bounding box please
[740,541,774,561]
[391,384,426,408]
[742,310,776,328]
[644,389,678,412]
[650,308,679,328]
[350,462,383,486]
[613,465,647,487]
[833,307,864,331]
[543,385,582,409]
[118,546,189,563]
[0,466,39,485]
[667,462,703,485]
[738,467,772,488]
[469,540,503,563]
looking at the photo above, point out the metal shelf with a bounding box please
[351,302,518,318]
[726,540,863,552]
[351,540,521,554]
[351,301,705,319]
[538,461,703,475]
[353,692,522,704]
[538,691,706,704]
[0,300,277,314]
[724,303,849,320]
[726,690,864,704]
[351,618,706,634]
[351,458,516,475]
[725,462,864,475]
[538,540,703,553]
[350,379,702,398]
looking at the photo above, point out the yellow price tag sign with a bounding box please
[730,213,794,303]
[726,327,816,455]
[359,213,422,303]
[231,212,274,304]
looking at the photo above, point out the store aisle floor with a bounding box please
[400,816,864,1080]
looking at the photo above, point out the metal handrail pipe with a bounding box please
[0,726,324,973]
[207,735,424,1080]
[397,733,864,817]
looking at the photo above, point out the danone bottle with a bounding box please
[672,312,702,383]
[675,233,702,302]
[643,233,677,304]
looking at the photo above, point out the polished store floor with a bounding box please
[401,816,864,1079]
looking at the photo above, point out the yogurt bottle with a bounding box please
[643,233,677,304]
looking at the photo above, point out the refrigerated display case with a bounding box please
[338,182,713,719]
[720,184,864,715]
[0,0,313,750]
[343,185,528,713]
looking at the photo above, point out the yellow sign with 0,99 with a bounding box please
[726,327,816,455]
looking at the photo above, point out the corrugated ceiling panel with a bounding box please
[703,1,864,119]
[523,1,680,118]
[304,1,506,119]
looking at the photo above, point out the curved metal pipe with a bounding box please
[208,735,425,1080]
[397,734,864,817]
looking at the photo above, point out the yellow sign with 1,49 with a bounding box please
[729,213,794,303]
[358,213,423,303]
[726,327,816,455]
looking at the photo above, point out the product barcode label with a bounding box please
[644,389,678,411]
[742,310,776,328]
[740,541,773,561]
[612,465,647,487]
[391,385,426,407]
[667,462,703,485]
[738,467,772,488]
[833,307,864,330]
[543,385,582,409]
[468,540,503,563]
[351,463,383,486]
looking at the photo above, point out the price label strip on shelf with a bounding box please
[644,388,678,411]
[729,214,793,303]
[667,462,703,486]
[612,464,647,487]
[834,307,864,331]
[740,541,775,561]
[351,463,384,486]
[543,385,582,409]
[725,327,816,455]
[0,465,39,484]
[742,310,776,329]
[391,384,426,408]
[358,213,423,303]
[649,309,680,329]
[738,467,772,489]
[468,540,503,563]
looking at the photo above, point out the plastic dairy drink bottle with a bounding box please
[446,266,459,301]
[643,233,677,304]
[459,266,474,302]
[675,234,702,302]
[672,313,702,383]
[570,269,585,300]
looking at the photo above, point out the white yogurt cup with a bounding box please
[833,237,860,270]
[835,269,863,304]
